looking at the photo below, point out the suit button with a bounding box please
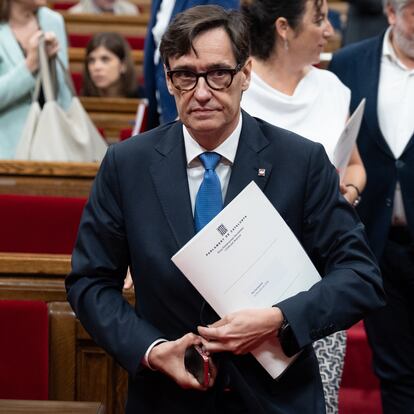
[385,198,392,207]
[396,160,405,169]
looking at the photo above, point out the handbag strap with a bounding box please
[55,56,77,97]
[38,35,55,102]
[34,36,77,102]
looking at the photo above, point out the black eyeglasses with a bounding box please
[167,64,243,92]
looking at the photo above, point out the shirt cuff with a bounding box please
[142,339,167,370]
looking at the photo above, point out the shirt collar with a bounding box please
[382,27,414,72]
[183,113,242,167]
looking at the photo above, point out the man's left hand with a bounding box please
[198,307,284,355]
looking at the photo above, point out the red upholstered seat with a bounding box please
[71,72,83,95]
[0,194,86,254]
[0,300,49,400]
[68,33,145,50]
[339,321,382,413]
[51,1,75,9]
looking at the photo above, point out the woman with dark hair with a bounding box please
[241,1,366,412]
[82,32,144,98]
[0,0,71,158]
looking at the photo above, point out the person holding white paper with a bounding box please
[240,1,367,412]
[241,0,366,209]
[66,5,384,414]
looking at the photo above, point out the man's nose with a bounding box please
[193,76,212,100]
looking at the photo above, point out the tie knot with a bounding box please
[199,152,221,171]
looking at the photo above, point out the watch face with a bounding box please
[277,318,289,338]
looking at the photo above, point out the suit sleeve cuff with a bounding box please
[142,338,167,370]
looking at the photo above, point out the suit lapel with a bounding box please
[402,132,414,156]
[150,123,196,249]
[224,111,272,206]
[150,113,273,246]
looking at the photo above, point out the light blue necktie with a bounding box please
[194,152,223,232]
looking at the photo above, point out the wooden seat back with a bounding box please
[0,160,98,198]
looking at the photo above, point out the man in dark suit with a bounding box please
[330,0,414,412]
[67,5,384,413]
[144,0,239,129]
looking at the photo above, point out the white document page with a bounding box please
[171,182,321,378]
[333,98,366,179]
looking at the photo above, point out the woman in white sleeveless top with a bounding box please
[241,1,366,413]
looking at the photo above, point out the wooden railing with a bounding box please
[0,160,98,198]
[62,12,149,36]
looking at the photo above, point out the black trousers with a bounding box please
[365,227,414,414]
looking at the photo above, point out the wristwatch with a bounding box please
[345,184,362,207]
[277,317,289,338]
[277,317,298,357]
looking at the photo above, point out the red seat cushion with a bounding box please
[69,33,145,50]
[51,1,75,9]
[71,72,83,95]
[0,194,86,254]
[339,321,382,414]
[0,300,48,400]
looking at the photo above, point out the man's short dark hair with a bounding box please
[160,5,250,69]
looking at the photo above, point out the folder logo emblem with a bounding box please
[217,224,228,236]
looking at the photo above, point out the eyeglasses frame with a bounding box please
[166,63,243,92]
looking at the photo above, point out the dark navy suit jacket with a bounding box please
[66,111,384,413]
[143,0,239,129]
[329,34,414,259]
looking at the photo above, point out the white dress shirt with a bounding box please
[183,115,242,212]
[378,28,414,225]
[143,114,243,368]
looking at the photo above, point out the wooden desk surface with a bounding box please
[0,399,105,414]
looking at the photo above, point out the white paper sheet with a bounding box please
[171,182,321,378]
[333,98,366,179]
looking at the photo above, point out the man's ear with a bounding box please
[164,64,175,95]
[240,58,252,91]
[385,3,397,26]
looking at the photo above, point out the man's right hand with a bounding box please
[147,333,216,390]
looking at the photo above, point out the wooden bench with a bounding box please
[80,96,146,141]
[0,253,133,414]
[62,12,149,36]
[49,0,151,13]
[0,160,98,198]
[0,399,105,414]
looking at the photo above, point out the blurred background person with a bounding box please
[69,0,139,15]
[241,0,366,412]
[144,0,239,130]
[342,0,388,45]
[82,32,144,98]
[330,0,414,412]
[0,0,71,159]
